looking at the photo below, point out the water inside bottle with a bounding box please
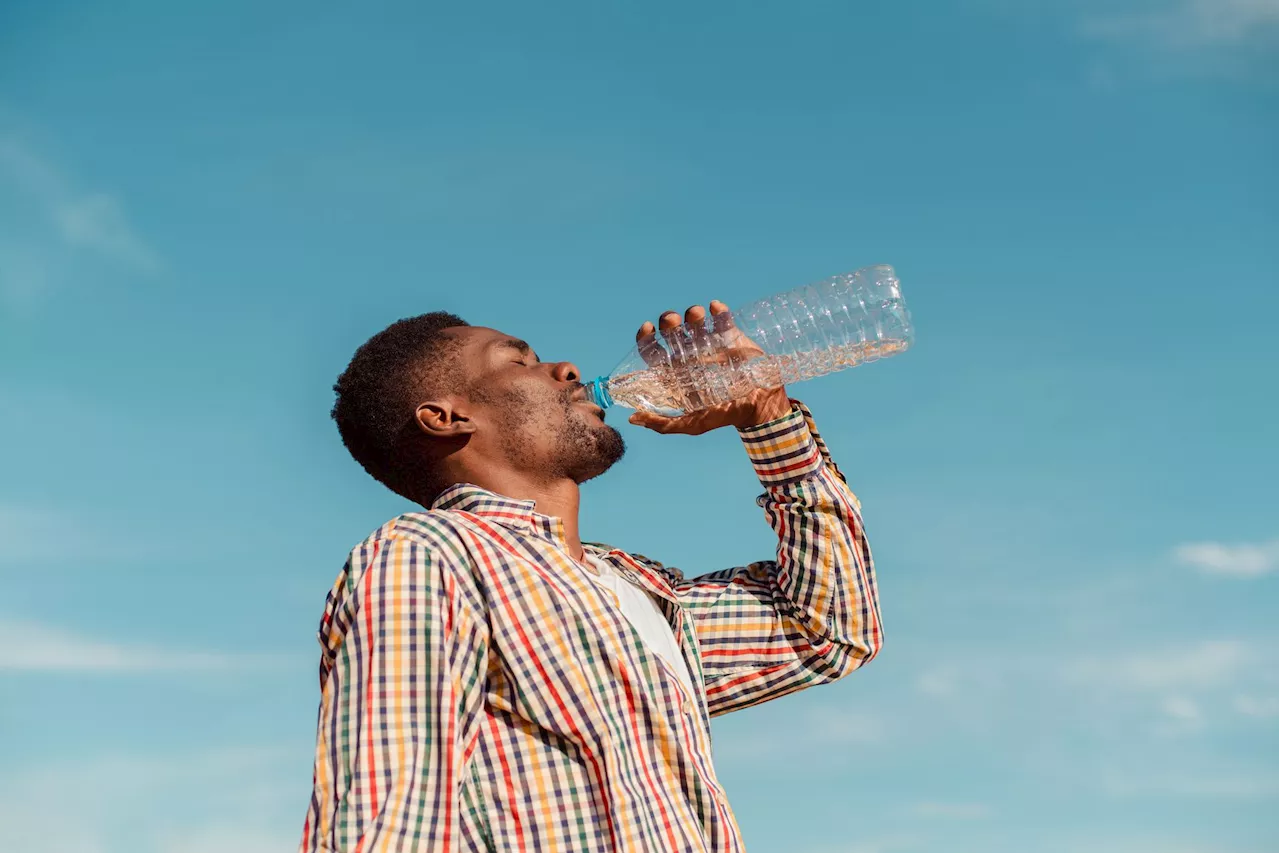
[608,338,909,415]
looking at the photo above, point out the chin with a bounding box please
[570,426,626,484]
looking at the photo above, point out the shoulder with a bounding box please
[336,510,487,578]
[384,509,483,548]
[318,513,490,651]
[346,509,481,549]
[332,511,488,609]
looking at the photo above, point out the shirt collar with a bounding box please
[430,484,678,603]
[431,483,567,545]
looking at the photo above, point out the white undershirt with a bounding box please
[585,555,698,700]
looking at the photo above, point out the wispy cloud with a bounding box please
[1044,834,1268,853]
[0,503,161,565]
[1155,695,1205,734]
[1062,639,1253,692]
[802,703,888,746]
[0,504,103,563]
[915,662,1003,700]
[158,828,299,853]
[1231,693,1279,717]
[922,639,1272,702]
[0,122,159,306]
[909,634,1274,743]
[0,619,267,673]
[713,700,889,770]
[0,133,159,272]
[52,193,160,271]
[0,749,301,853]
[1173,540,1278,578]
[806,835,924,853]
[1080,0,1277,49]
[1100,768,1279,799]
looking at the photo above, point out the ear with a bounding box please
[414,400,478,438]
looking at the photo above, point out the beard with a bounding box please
[556,393,626,484]
[485,383,626,484]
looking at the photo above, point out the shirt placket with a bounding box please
[605,551,715,727]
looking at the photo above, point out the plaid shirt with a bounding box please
[300,403,882,852]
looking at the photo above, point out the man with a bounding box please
[300,301,882,853]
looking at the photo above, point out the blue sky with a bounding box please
[0,1,1275,851]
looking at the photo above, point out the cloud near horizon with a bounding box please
[0,748,300,853]
[0,618,274,673]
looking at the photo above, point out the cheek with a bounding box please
[497,386,569,435]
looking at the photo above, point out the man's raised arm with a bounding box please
[668,402,881,716]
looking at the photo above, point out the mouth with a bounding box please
[570,389,606,419]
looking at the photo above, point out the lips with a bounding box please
[570,390,605,418]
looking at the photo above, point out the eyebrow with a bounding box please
[495,338,538,361]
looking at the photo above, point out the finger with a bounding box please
[628,410,714,436]
[636,325,666,368]
[629,412,675,433]
[635,320,665,367]
[658,309,682,344]
[683,304,710,349]
[658,309,690,357]
[709,299,737,334]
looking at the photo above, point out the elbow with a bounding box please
[809,627,882,683]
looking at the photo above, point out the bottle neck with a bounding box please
[586,377,615,410]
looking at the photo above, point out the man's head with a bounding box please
[332,312,625,504]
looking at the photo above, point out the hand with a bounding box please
[627,301,792,435]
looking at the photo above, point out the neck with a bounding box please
[437,465,585,561]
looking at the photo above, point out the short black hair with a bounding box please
[331,311,470,499]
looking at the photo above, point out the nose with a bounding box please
[550,361,581,384]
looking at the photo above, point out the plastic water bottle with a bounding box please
[585,264,913,416]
